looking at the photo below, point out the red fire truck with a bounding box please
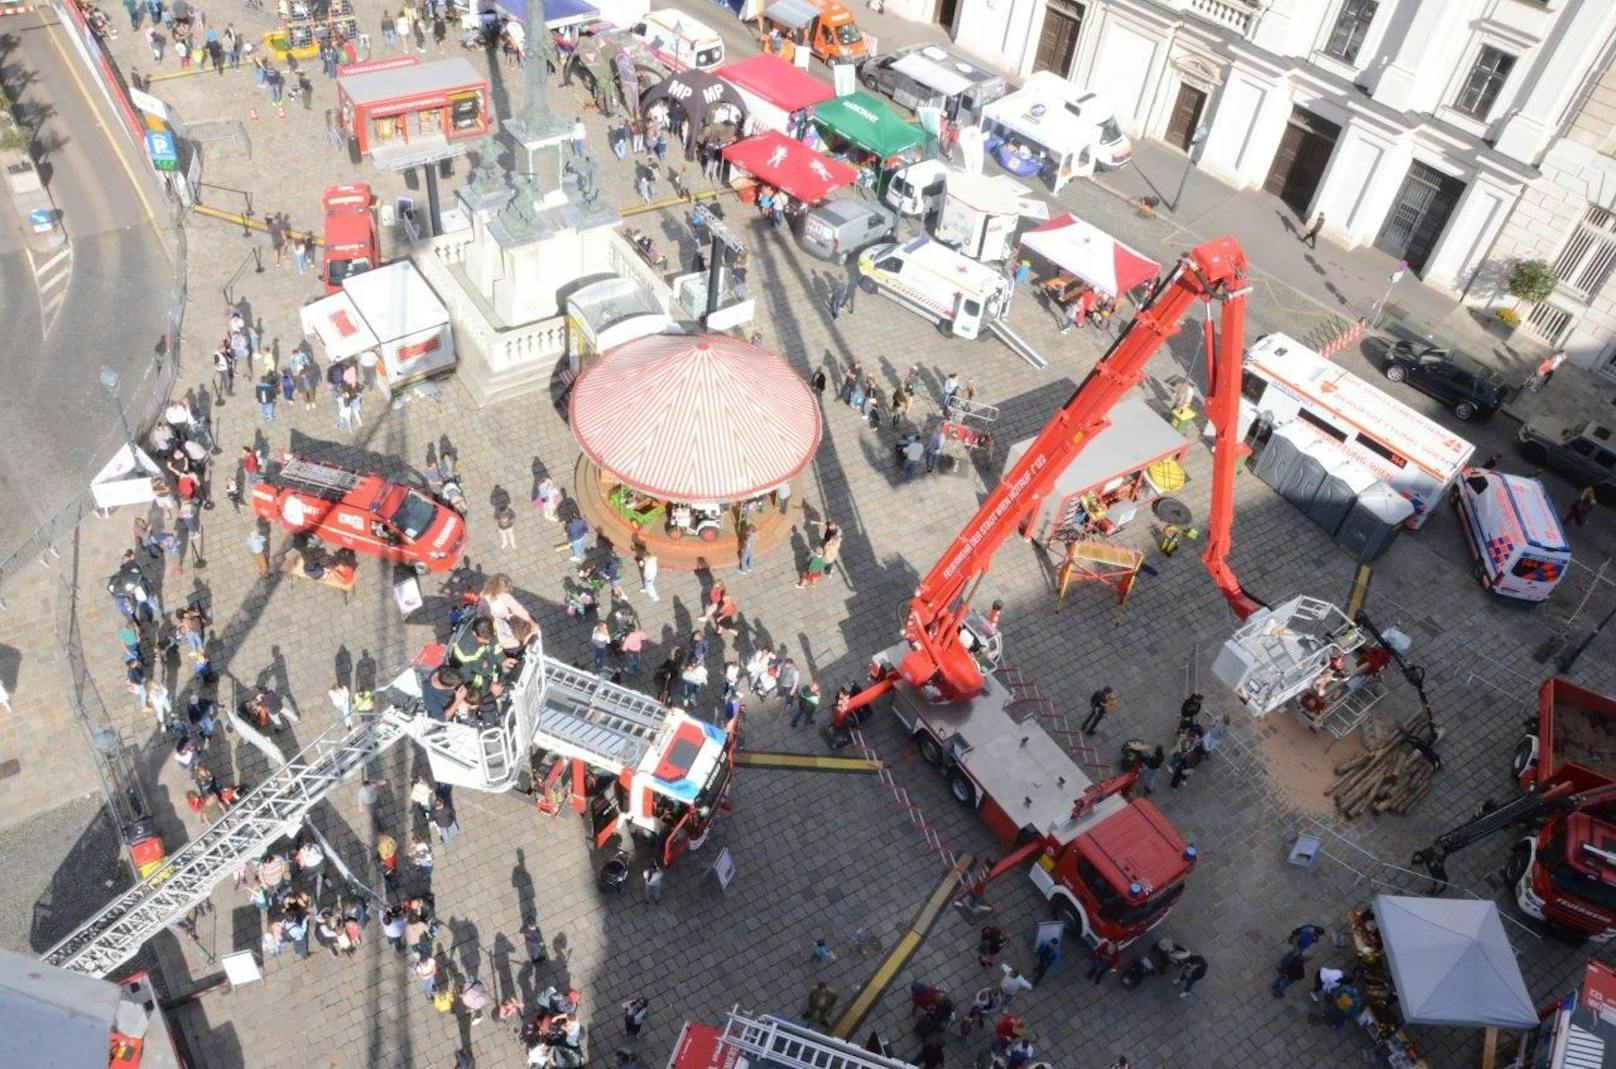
[251,456,466,574]
[1513,960,1616,1068]
[830,236,1263,948]
[1417,677,1616,939]
[321,183,380,295]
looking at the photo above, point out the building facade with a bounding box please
[947,0,1616,374]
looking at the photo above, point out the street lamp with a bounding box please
[1170,122,1208,213]
[100,365,138,457]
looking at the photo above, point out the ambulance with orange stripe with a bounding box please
[1452,467,1571,602]
[856,235,1010,340]
[1239,332,1474,528]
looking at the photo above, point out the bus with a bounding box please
[1239,333,1474,528]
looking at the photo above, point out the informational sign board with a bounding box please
[221,950,263,987]
[711,846,736,892]
[129,86,170,122]
[145,128,178,172]
[832,60,855,98]
[1034,919,1064,951]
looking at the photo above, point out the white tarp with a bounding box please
[1374,894,1538,1029]
[90,442,162,509]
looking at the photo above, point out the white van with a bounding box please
[632,10,724,72]
[883,160,951,217]
[1240,333,1474,528]
[981,71,1130,191]
[857,236,1008,340]
[1453,468,1571,602]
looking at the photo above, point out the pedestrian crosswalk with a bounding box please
[26,244,72,337]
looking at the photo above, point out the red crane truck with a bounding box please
[1511,959,1616,1068]
[829,236,1264,948]
[1415,677,1616,939]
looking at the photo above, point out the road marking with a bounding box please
[25,243,73,337]
[830,852,974,1040]
[734,751,882,773]
[35,7,159,229]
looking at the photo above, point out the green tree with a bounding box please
[1508,259,1559,303]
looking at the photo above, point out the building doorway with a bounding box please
[1165,83,1208,151]
[1263,107,1340,217]
[1033,0,1085,77]
[934,0,958,33]
[1375,161,1466,275]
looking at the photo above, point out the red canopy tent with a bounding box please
[1020,212,1161,297]
[722,131,856,204]
[716,53,834,114]
[569,334,822,502]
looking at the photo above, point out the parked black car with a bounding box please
[1383,341,1506,421]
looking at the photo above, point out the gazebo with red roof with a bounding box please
[568,333,822,568]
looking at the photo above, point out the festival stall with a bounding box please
[809,91,928,193]
[564,277,673,372]
[486,0,599,32]
[299,260,456,395]
[640,68,748,157]
[336,56,492,168]
[716,52,833,136]
[722,130,857,207]
[1020,211,1160,328]
[1002,395,1187,542]
[569,334,820,567]
[1339,896,1537,1069]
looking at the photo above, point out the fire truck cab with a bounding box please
[531,660,737,868]
[321,183,380,295]
[881,645,1193,948]
[250,456,466,574]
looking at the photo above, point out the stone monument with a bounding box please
[415,0,631,405]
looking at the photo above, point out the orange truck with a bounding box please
[757,0,866,66]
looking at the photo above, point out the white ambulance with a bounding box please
[632,10,725,72]
[857,235,1009,340]
[1239,333,1474,528]
[1453,468,1571,602]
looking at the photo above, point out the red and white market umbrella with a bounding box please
[569,334,822,502]
[1021,212,1160,297]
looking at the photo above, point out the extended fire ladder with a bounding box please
[42,633,689,978]
[43,711,414,977]
[720,1009,917,1069]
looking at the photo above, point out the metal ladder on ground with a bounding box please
[721,1009,916,1069]
[277,457,364,498]
[43,711,414,978]
[530,658,673,773]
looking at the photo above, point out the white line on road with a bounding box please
[33,247,69,276]
[25,244,74,337]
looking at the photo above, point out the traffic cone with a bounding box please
[249,106,259,121]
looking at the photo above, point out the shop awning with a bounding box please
[722,131,856,203]
[1373,894,1537,1029]
[1021,212,1159,297]
[569,333,822,502]
[812,91,928,158]
[488,0,598,28]
[641,69,748,131]
[716,54,833,112]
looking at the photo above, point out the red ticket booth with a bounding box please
[337,56,492,167]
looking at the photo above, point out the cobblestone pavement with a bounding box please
[7,6,1616,1068]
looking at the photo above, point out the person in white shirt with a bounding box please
[328,681,352,729]
[1312,965,1345,1001]
[999,965,1034,1004]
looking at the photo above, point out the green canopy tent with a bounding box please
[811,91,928,161]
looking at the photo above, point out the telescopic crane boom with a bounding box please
[835,237,1263,727]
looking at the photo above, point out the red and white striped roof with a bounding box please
[569,334,822,502]
[1021,212,1160,298]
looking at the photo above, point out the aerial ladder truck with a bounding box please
[41,623,736,980]
[825,236,1264,948]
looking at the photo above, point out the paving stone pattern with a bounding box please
[13,8,1616,1068]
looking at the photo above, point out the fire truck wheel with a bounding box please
[916,732,944,766]
[1510,736,1536,781]
[1052,896,1083,936]
[947,770,976,806]
[1503,843,1531,887]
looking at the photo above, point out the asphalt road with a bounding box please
[0,13,175,561]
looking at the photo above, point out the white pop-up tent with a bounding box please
[1374,894,1538,1030]
[1021,212,1160,297]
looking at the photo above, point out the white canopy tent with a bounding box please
[1374,894,1538,1030]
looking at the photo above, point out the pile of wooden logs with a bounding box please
[1329,715,1444,819]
